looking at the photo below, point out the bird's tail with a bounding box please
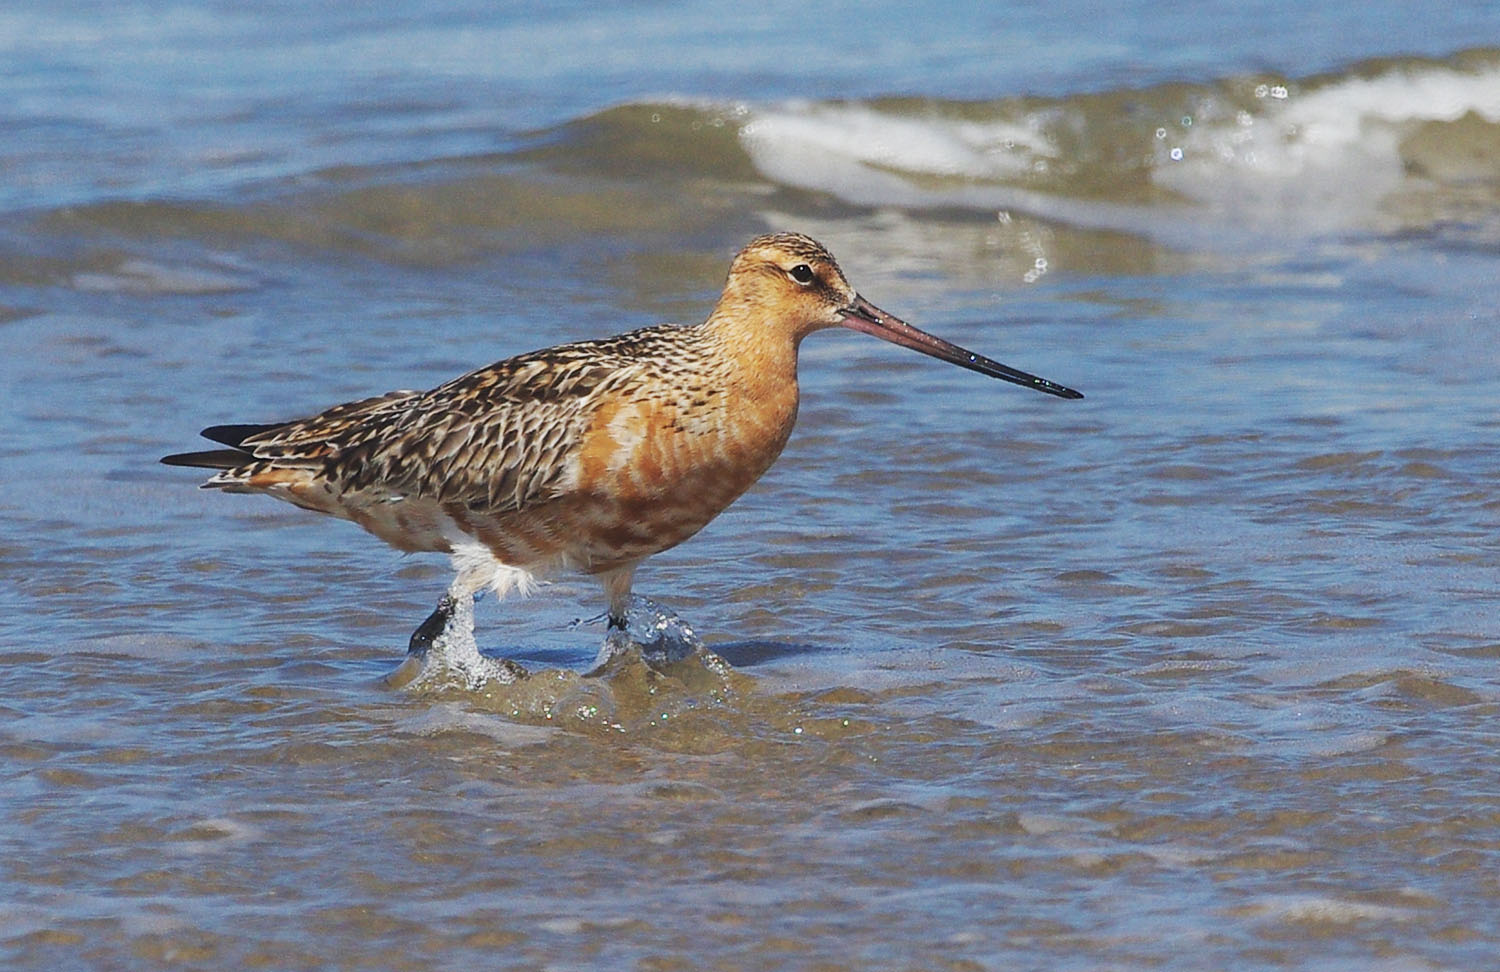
[160,448,252,470]
[161,422,286,470]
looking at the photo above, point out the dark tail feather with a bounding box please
[201,422,283,448]
[160,448,250,470]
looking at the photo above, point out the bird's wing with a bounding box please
[234,342,649,514]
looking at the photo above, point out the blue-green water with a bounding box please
[3,3,1500,969]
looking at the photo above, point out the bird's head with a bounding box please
[713,232,1083,399]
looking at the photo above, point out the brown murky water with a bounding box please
[4,16,1500,970]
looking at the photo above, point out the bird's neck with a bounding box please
[698,303,802,445]
[702,306,798,387]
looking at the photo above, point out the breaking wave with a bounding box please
[731,49,1500,240]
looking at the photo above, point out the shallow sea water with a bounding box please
[4,3,1500,970]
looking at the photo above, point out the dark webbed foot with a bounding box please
[408,595,456,656]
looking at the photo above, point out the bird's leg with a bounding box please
[589,565,638,671]
[407,594,456,656]
[603,564,637,633]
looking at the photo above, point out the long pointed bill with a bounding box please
[840,295,1083,400]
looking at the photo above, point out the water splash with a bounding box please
[383,594,527,691]
[384,593,729,729]
[589,595,705,672]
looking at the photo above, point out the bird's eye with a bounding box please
[788,264,815,285]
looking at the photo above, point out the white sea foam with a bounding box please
[737,57,1500,241]
[71,258,255,295]
[1158,61,1500,232]
[740,101,1089,219]
[741,100,1052,191]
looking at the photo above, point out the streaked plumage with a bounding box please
[163,233,1081,670]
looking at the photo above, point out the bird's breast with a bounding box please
[575,378,797,507]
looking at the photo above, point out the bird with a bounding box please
[162,233,1082,681]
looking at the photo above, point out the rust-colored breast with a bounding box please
[511,359,800,573]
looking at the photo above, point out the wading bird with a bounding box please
[163,233,1082,677]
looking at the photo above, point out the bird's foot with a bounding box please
[407,595,456,656]
[386,592,528,691]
